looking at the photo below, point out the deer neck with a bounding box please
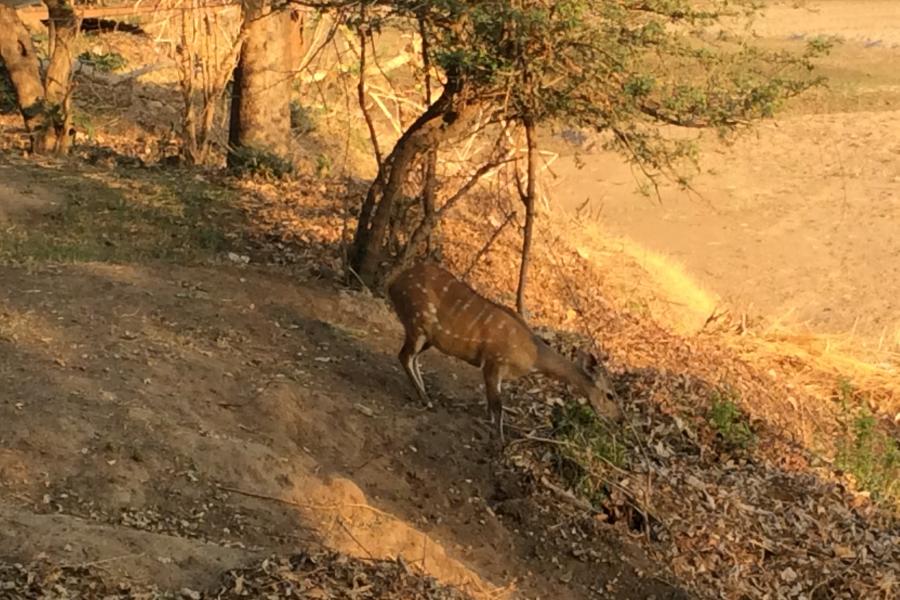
[534,342,593,395]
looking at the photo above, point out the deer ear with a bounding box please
[574,349,599,374]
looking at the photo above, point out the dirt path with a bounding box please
[0,262,684,599]
[550,0,900,349]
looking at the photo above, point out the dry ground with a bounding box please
[550,0,900,349]
[1,2,899,598]
[0,161,685,599]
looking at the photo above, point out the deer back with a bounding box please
[388,263,538,370]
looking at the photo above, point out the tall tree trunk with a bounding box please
[516,117,538,316]
[227,0,292,166]
[418,15,438,254]
[36,0,79,154]
[0,1,78,154]
[348,76,476,287]
[0,6,46,150]
[421,148,437,253]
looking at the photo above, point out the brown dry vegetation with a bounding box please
[1,1,899,599]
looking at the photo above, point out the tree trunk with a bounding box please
[418,15,437,254]
[36,0,79,154]
[348,78,476,287]
[0,5,46,148]
[516,117,538,316]
[422,148,438,253]
[0,2,79,154]
[227,0,292,166]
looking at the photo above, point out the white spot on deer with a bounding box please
[427,303,437,314]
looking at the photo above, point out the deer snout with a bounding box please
[589,387,624,423]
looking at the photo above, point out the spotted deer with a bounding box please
[387,262,623,442]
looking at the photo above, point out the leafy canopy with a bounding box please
[360,0,828,180]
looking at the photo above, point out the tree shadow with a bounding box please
[0,240,690,599]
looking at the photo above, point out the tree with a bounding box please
[345,0,826,289]
[0,4,45,136]
[227,0,294,170]
[347,1,486,285]
[0,0,80,154]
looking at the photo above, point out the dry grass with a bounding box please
[556,219,899,429]
[729,329,899,419]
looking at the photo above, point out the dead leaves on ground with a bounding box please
[0,552,475,599]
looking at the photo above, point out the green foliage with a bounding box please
[315,153,332,177]
[290,100,317,134]
[228,146,294,179]
[807,35,840,55]
[708,389,755,450]
[551,402,628,507]
[834,382,900,506]
[78,50,128,73]
[71,111,96,139]
[0,166,238,265]
[379,0,826,183]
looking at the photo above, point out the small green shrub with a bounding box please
[290,100,316,134]
[71,111,96,139]
[315,153,332,178]
[78,50,128,73]
[551,403,628,506]
[708,389,755,450]
[834,387,899,505]
[228,146,294,179]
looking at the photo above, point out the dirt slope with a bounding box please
[0,261,684,599]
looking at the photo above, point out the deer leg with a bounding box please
[399,333,431,406]
[411,341,432,397]
[483,363,505,445]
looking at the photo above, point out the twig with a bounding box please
[355,4,383,170]
[346,265,372,295]
[809,556,860,598]
[516,434,665,531]
[62,552,145,570]
[540,478,595,513]
[220,485,397,520]
[338,516,374,558]
[461,210,516,281]
[421,532,428,570]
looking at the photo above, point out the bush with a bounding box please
[551,403,628,507]
[290,100,316,134]
[228,146,294,179]
[78,50,127,73]
[708,389,755,451]
[834,382,899,505]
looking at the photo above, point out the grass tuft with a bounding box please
[551,403,629,507]
[708,388,755,451]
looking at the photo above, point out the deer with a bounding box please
[387,262,623,443]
